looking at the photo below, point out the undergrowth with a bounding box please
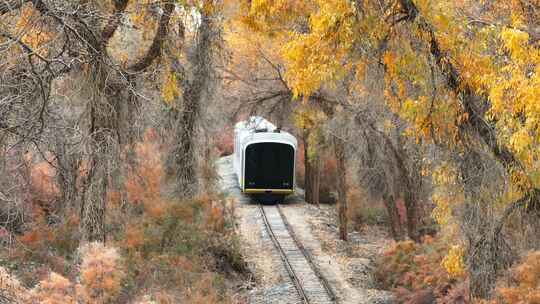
[375,236,468,303]
[0,130,248,303]
[375,236,540,303]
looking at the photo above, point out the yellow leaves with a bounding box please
[241,0,310,33]
[383,51,397,75]
[480,28,540,184]
[458,52,494,92]
[441,245,466,278]
[293,106,326,130]
[280,0,356,98]
[510,168,533,192]
[509,128,532,154]
[161,71,182,105]
[432,162,458,185]
[294,106,326,159]
[501,28,530,62]
[129,0,157,30]
[431,162,463,227]
[432,192,452,226]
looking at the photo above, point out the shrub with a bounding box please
[485,251,540,304]
[375,236,467,303]
[1,129,246,304]
[0,266,28,303]
[347,187,389,229]
[77,242,125,304]
[27,154,60,207]
[30,272,76,304]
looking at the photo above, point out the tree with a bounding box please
[240,0,540,296]
[167,2,218,198]
[1,0,177,242]
[294,106,324,205]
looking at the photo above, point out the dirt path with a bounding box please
[217,156,394,304]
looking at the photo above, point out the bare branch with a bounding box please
[101,0,129,44]
[0,0,29,15]
[128,1,175,72]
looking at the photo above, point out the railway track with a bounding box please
[259,203,337,304]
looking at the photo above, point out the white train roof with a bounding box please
[235,116,297,149]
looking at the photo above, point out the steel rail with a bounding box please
[259,202,337,303]
[277,204,338,302]
[259,203,310,303]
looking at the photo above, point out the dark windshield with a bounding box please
[245,143,294,189]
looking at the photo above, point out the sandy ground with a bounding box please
[280,203,395,304]
[217,156,394,303]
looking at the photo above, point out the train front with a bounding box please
[235,118,297,203]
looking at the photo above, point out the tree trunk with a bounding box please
[169,12,212,197]
[171,94,198,197]
[334,136,348,241]
[403,190,419,241]
[303,128,321,205]
[303,129,313,203]
[80,59,123,242]
[55,134,80,211]
[80,153,108,243]
[382,193,404,240]
[80,80,117,243]
[311,153,320,205]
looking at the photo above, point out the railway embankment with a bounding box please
[217,155,394,304]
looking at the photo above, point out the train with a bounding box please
[233,116,297,203]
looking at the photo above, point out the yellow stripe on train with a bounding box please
[244,189,294,194]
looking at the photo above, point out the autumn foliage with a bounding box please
[0,129,244,303]
[0,242,123,304]
[482,251,540,304]
[375,236,468,303]
[77,243,125,303]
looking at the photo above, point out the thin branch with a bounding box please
[0,0,29,15]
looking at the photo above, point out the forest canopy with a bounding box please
[1,0,539,302]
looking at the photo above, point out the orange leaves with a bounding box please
[124,224,145,250]
[30,272,76,304]
[29,160,60,204]
[1,242,125,304]
[483,251,540,304]
[205,203,225,233]
[376,236,467,302]
[125,131,168,220]
[78,242,125,303]
[18,211,56,252]
[19,227,53,250]
[14,5,52,57]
